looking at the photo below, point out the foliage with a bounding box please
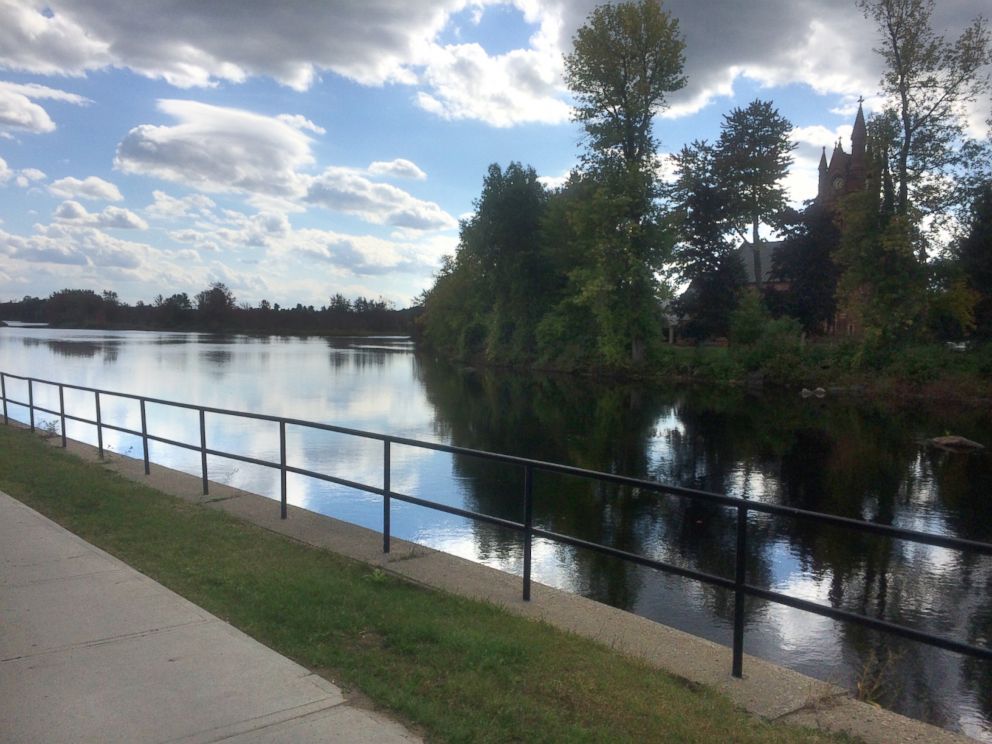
[44,288,111,327]
[835,121,929,343]
[956,182,992,336]
[557,166,671,366]
[857,0,992,236]
[668,140,745,339]
[729,290,771,346]
[419,163,553,361]
[563,0,686,169]
[715,99,796,282]
[768,206,842,334]
[195,281,236,326]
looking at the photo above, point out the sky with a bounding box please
[0,0,989,309]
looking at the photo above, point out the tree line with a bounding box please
[417,0,992,372]
[0,284,413,335]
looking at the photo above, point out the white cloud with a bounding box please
[115,99,315,197]
[306,166,456,231]
[15,167,46,188]
[276,114,326,135]
[54,199,148,229]
[0,87,54,133]
[0,80,90,134]
[280,227,453,276]
[368,159,427,181]
[416,41,570,127]
[0,223,147,268]
[49,175,123,201]
[145,190,216,220]
[0,155,10,183]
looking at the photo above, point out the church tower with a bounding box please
[815,100,867,207]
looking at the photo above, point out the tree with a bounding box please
[835,124,928,342]
[715,99,796,286]
[562,0,686,364]
[956,181,992,336]
[769,206,842,334]
[195,282,236,326]
[667,140,744,338]
[563,0,686,170]
[858,0,992,245]
[459,162,550,357]
[328,293,351,313]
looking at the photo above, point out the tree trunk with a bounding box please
[751,216,762,286]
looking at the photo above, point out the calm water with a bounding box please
[2,327,991,738]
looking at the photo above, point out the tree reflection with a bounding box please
[415,352,992,733]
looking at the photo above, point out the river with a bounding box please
[1,326,990,739]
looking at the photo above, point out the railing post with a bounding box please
[523,464,534,601]
[279,420,287,519]
[199,409,208,495]
[732,504,748,678]
[59,384,67,448]
[28,379,35,431]
[1,373,7,425]
[94,390,102,458]
[383,439,391,554]
[140,399,150,474]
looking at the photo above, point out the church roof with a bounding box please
[736,240,785,284]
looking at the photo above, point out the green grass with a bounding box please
[0,425,857,744]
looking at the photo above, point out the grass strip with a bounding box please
[0,425,857,744]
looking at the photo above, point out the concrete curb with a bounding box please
[21,424,980,743]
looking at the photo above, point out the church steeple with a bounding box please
[818,146,829,199]
[849,98,867,187]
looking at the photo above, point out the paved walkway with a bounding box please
[0,491,421,744]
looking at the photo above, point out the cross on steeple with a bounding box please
[857,95,865,105]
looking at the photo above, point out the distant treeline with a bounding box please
[1,285,416,335]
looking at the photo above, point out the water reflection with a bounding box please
[414,353,992,736]
[21,336,121,362]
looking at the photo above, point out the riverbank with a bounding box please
[4,422,983,743]
[0,422,870,744]
[435,338,992,406]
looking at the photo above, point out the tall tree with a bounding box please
[858,0,992,244]
[563,0,686,170]
[667,140,744,338]
[956,181,992,336]
[562,0,686,364]
[769,206,842,334]
[458,162,550,358]
[715,99,796,287]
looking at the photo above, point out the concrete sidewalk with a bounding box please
[0,491,421,744]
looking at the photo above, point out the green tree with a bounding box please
[195,282,236,326]
[858,0,992,245]
[715,99,796,286]
[835,124,928,343]
[562,0,686,364]
[563,0,686,169]
[956,181,992,336]
[769,206,842,334]
[459,162,550,358]
[667,140,744,338]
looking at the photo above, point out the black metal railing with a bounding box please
[2,369,991,679]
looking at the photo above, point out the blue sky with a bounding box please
[0,0,988,309]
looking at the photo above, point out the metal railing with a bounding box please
[2,369,991,679]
